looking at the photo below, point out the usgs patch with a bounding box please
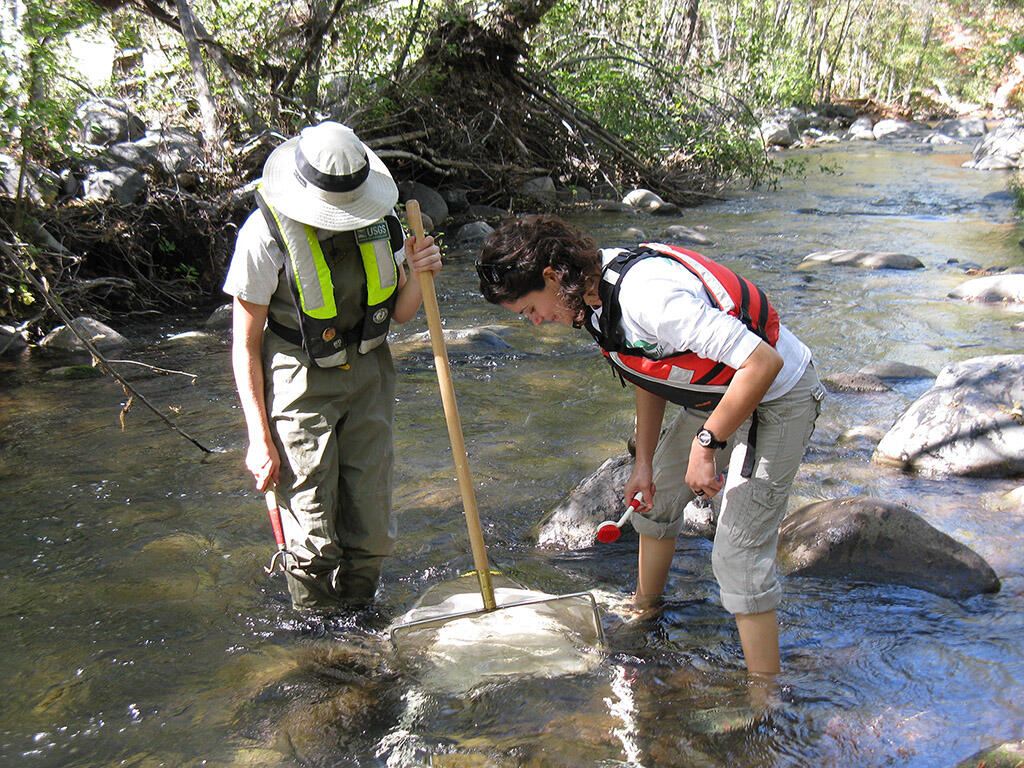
[355,220,389,244]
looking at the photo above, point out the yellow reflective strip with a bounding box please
[303,226,336,319]
[359,238,397,306]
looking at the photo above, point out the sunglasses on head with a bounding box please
[475,260,515,284]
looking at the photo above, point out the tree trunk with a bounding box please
[904,5,934,105]
[173,0,223,158]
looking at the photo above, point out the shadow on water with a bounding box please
[2,141,1024,767]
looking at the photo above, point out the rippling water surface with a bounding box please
[2,141,1023,767]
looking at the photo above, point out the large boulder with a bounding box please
[847,116,876,140]
[801,249,925,270]
[0,153,62,203]
[133,127,203,176]
[536,454,716,549]
[659,225,713,246]
[38,316,127,352]
[623,188,679,215]
[778,496,1001,599]
[83,167,145,204]
[873,119,912,139]
[1,324,26,355]
[759,114,800,148]
[873,355,1024,477]
[934,117,987,138]
[948,274,1024,305]
[76,97,145,146]
[398,181,448,226]
[963,118,1024,170]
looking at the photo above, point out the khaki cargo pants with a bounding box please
[263,331,397,610]
[630,363,824,615]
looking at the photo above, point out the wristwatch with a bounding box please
[696,427,727,450]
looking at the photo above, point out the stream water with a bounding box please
[2,140,1023,768]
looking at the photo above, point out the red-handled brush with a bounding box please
[596,493,644,543]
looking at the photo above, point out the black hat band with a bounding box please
[295,144,370,193]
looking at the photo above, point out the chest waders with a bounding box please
[255,186,402,368]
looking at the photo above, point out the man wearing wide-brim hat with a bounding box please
[223,121,442,611]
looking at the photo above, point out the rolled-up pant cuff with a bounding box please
[630,511,685,540]
[720,583,781,615]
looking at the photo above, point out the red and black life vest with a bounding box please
[584,244,780,411]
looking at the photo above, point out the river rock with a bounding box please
[83,167,145,204]
[204,303,233,331]
[659,225,713,246]
[0,153,63,203]
[622,227,647,242]
[623,188,679,215]
[45,365,104,380]
[954,739,1024,768]
[801,249,925,270]
[873,119,912,139]
[592,199,635,214]
[777,496,1001,599]
[440,187,469,214]
[134,127,203,176]
[759,114,799,148]
[822,371,891,393]
[873,354,1024,477]
[39,316,127,352]
[1,324,26,355]
[858,361,935,379]
[399,181,448,226]
[536,454,717,548]
[923,132,959,145]
[964,117,1024,170]
[847,116,876,140]
[837,425,886,445]
[934,117,987,138]
[520,175,557,201]
[76,97,146,145]
[451,220,494,246]
[948,274,1024,305]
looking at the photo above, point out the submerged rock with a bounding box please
[858,361,936,380]
[778,496,1000,599]
[874,355,1024,477]
[823,371,892,393]
[954,739,1024,768]
[801,249,925,270]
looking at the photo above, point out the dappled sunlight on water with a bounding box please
[2,142,1024,766]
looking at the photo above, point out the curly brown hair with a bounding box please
[477,215,601,327]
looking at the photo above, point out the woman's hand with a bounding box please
[625,460,656,513]
[685,441,725,499]
[404,234,442,275]
[245,436,280,492]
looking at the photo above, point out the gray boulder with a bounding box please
[964,118,1024,170]
[204,304,233,331]
[83,167,145,204]
[847,116,876,140]
[1,153,62,203]
[1,324,26,355]
[873,355,1024,477]
[520,176,557,201]
[948,274,1024,304]
[536,454,716,549]
[778,496,1000,599]
[934,117,987,138]
[134,127,203,176]
[76,98,145,146]
[398,181,448,227]
[623,188,679,215]
[759,114,799,148]
[39,316,127,352]
[659,225,713,246]
[452,221,494,246]
[873,119,912,139]
[801,249,925,270]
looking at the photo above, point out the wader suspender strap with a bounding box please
[740,410,759,479]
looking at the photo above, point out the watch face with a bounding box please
[698,429,712,447]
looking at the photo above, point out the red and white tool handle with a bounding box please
[596,492,644,544]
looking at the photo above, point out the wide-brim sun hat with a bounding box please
[260,121,398,230]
